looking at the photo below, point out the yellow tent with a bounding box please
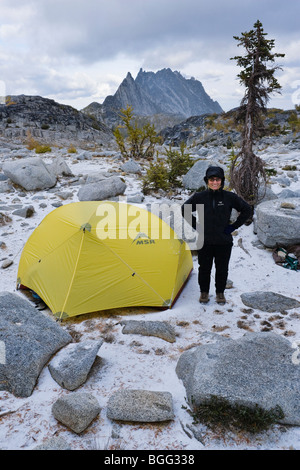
[17,201,192,319]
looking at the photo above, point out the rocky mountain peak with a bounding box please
[83,68,223,127]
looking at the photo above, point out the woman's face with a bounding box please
[207,177,222,191]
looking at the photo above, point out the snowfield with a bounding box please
[0,144,300,451]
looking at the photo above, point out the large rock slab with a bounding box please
[78,175,126,201]
[2,157,57,190]
[48,339,104,390]
[120,159,142,174]
[241,291,300,312]
[176,332,300,425]
[107,389,174,422]
[255,198,300,247]
[47,156,74,177]
[0,292,72,397]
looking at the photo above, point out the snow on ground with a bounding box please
[0,146,300,450]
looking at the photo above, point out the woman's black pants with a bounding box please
[197,244,233,294]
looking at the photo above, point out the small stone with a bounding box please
[1,259,13,269]
[12,205,35,218]
[52,392,101,434]
[120,320,176,343]
[33,436,71,450]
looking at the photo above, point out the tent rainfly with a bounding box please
[17,201,193,319]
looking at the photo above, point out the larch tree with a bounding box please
[230,20,285,209]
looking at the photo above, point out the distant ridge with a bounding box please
[82,68,223,127]
[0,94,113,146]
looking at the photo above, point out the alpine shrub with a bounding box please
[142,143,193,194]
[114,105,161,159]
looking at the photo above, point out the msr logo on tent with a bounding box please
[135,239,156,245]
[132,233,156,245]
[0,341,5,365]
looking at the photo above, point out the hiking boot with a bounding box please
[199,292,209,303]
[216,293,226,304]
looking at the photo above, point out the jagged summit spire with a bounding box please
[125,72,134,81]
[97,68,223,125]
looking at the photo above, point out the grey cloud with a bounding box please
[1,0,298,110]
[8,0,298,64]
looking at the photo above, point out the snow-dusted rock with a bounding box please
[12,205,35,218]
[176,332,300,426]
[0,292,72,397]
[48,339,104,390]
[52,392,101,434]
[78,175,126,201]
[2,157,57,190]
[255,198,300,247]
[107,389,174,422]
[241,291,300,312]
[120,159,142,174]
[47,156,74,177]
[182,160,221,190]
[120,320,176,343]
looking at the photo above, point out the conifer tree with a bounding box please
[230,20,285,208]
[113,105,160,159]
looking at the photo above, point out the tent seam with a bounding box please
[59,229,85,319]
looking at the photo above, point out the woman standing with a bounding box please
[181,166,251,304]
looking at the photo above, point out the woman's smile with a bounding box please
[208,177,222,190]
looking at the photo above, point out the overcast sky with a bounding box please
[1,0,300,111]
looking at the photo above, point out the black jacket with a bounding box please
[181,189,252,245]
